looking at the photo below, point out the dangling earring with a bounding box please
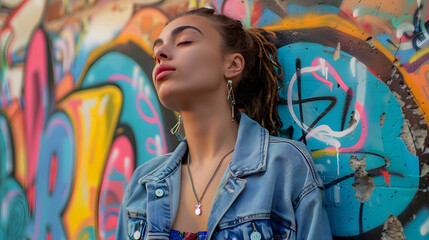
[227,80,236,122]
[170,114,186,142]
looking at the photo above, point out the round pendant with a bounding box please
[195,207,201,215]
[133,230,141,240]
[195,203,202,215]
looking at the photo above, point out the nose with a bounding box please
[154,45,171,63]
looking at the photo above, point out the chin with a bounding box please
[158,98,180,112]
[156,88,181,112]
[155,79,218,111]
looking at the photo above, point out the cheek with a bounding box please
[181,49,223,81]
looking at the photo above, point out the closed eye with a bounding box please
[177,41,192,46]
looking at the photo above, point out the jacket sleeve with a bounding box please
[115,185,130,239]
[295,187,332,240]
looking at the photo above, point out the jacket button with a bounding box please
[155,188,164,197]
[250,231,261,240]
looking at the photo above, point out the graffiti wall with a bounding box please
[0,0,428,239]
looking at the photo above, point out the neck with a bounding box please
[180,106,238,167]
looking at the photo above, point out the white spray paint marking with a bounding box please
[396,22,415,38]
[334,185,341,203]
[133,66,146,94]
[98,95,109,115]
[110,148,119,161]
[144,86,151,97]
[155,134,162,155]
[287,60,360,147]
[350,57,357,78]
[355,60,367,107]
[320,58,329,79]
[337,150,340,176]
[124,157,131,176]
[352,8,360,17]
[81,98,96,151]
[133,66,140,89]
[420,215,429,236]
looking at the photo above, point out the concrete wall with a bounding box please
[0,0,428,239]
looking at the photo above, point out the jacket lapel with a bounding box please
[206,174,247,239]
[206,113,269,239]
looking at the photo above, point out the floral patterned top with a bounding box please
[170,230,207,240]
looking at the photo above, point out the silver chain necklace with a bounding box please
[186,148,235,216]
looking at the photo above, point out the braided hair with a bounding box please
[176,8,284,136]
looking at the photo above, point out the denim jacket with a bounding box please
[116,113,332,240]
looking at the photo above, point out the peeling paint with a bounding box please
[365,36,374,48]
[350,156,375,203]
[421,163,429,177]
[399,119,417,156]
[389,67,398,84]
[411,125,428,154]
[400,118,429,155]
[333,42,341,60]
[381,214,405,240]
[392,91,405,108]
[350,155,366,171]
[392,59,400,67]
[380,112,386,128]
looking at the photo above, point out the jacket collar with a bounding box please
[138,112,269,184]
[228,113,269,177]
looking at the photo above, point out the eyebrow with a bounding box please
[152,25,203,50]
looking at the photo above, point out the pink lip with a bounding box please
[155,64,176,81]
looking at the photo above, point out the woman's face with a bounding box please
[152,15,226,111]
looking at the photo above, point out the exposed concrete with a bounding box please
[333,42,341,60]
[365,36,375,48]
[380,112,386,128]
[350,155,366,171]
[381,214,405,240]
[411,125,428,154]
[400,119,417,156]
[392,91,405,107]
[400,118,428,155]
[421,163,429,177]
[350,156,375,203]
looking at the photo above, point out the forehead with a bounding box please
[159,15,219,39]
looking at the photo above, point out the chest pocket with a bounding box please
[214,218,293,240]
[127,210,147,240]
[270,220,293,240]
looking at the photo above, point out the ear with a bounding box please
[224,53,245,80]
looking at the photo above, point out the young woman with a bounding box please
[116,8,332,240]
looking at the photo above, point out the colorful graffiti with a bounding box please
[267,12,429,238]
[0,0,428,239]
